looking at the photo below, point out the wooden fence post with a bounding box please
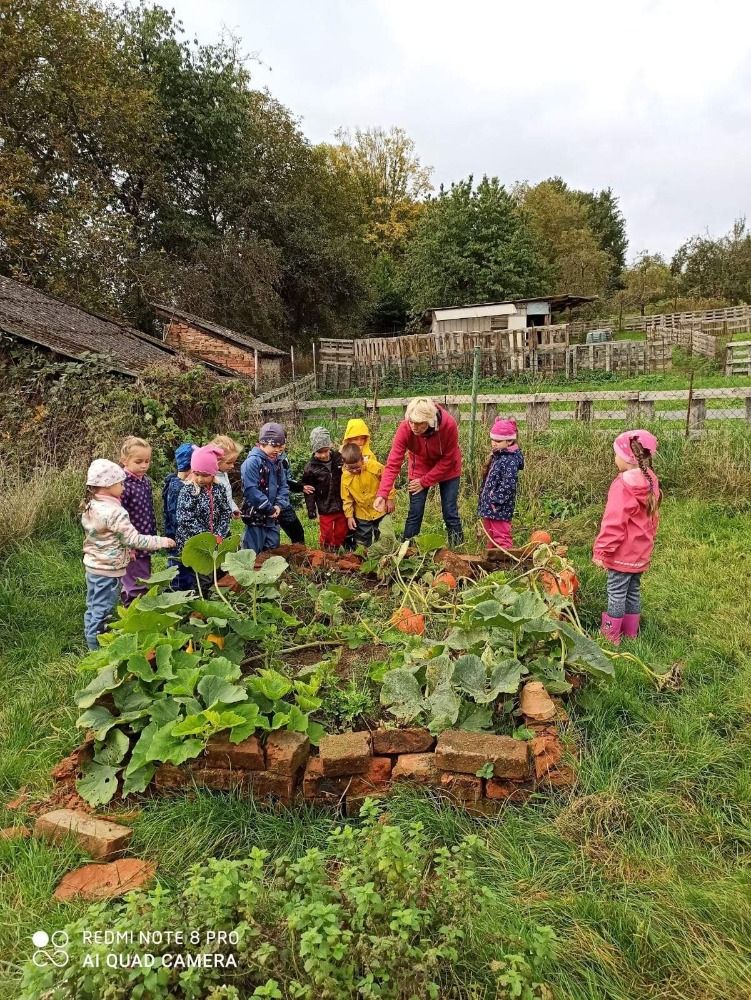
[688,395,706,432]
[745,394,751,427]
[481,402,495,427]
[626,395,641,424]
[526,400,550,434]
[575,399,593,423]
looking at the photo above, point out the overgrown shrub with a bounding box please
[20,803,556,999]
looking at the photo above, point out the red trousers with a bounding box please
[482,517,513,549]
[319,512,350,549]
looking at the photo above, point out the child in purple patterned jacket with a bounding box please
[119,436,158,605]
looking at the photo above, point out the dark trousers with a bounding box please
[278,505,305,544]
[354,516,384,547]
[403,476,463,547]
[606,570,642,618]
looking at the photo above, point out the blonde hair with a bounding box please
[405,397,438,426]
[120,436,150,460]
[208,434,242,458]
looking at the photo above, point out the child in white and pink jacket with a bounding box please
[593,430,661,645]
[81,459,175,649]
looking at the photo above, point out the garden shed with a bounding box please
[152,304,286,385]
[426,294,596,335]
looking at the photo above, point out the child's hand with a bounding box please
[592,556,605,569]
[232,510,242,519]
[164,539,176,549]
[271,505,281,519]
[373,496,387,514]
[347,517,357,531]
[386,499,396,514]
[303,485,315,495]
[215,534,223,544]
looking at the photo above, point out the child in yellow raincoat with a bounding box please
[340,442,396,546]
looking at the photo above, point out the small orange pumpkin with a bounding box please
[529,530,553,545]
[390,608,426,635]
[432,572,458,590]
[541,569,579,598]
[205,634,225,649]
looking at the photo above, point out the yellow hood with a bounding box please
[342,418,374,458]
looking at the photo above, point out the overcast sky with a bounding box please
[164,0,750,260]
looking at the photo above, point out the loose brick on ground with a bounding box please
[519,681,557,723]
[435,731,530,780]
[391,753,441,786]
[0,825,31,840]
[265,732,310,775]
[372,727,435,755]
[204,735,264,770]
[54,859,156,902]
[34,809,132,861]
[318,731,371,777]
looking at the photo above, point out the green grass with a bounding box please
[2,437,751,998]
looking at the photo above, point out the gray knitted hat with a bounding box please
[258,422,286,446]
[310,426,332,452]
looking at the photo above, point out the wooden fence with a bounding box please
[253,386,751,434]
[725,341,751,376]
[318,328,670,391]
[253,372,317,404]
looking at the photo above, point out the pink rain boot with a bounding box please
[600,613,623,645]
[622,614,640,638]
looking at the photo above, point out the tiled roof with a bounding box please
[0,275,179,375]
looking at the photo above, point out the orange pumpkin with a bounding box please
[529,530,553,545]
[205,634,225,649]
[390,608,426,635]
[432,572,458,590]
[541,569,579,598]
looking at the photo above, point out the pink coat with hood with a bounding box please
[593,467,660,572]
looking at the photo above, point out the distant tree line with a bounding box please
[1,0,749,347]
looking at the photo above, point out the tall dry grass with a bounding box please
[0,464,84,553]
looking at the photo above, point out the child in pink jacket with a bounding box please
[593,429,660,644]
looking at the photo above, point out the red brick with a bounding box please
[372,727,435,755]
[439,773,481,804]
[530,733,563,781]
[247,771,296,802]
[54,859,156,902]
[519,682,557,723]
[265,732,310,776]
[301,757,341,806]
[155,765,248,792]
[204,735,265,770]
[435,732,530,780]
[348,756,392,797]
[318,731,371,777]
[34,809,132,861]
[391,753,441,786]
[486,779,533,803]
[0,825,31,840]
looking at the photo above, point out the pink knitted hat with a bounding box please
[191,445,224,475]
[490,417,518,441]
[613,429,658,464]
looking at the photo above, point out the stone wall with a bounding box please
[164,320,281,383]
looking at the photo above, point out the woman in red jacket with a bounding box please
[373,397,463,546]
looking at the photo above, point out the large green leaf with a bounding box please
[128,720,204,771]
[137,590,194,613]
[458,702,494,731]
[228,702,263,743]
[523,617,561,637]
[189,598,241,620]
[150,697,181,727]
[164,667,202,697]
[181,532,219,575]
[121,763,156,797]
[528,655,573,694]
[75,667,123,709]
[425,687,461,734]
[142,566,179,587]
[486,658,525,698]
[306,721,325,746]
[115,608,183,634]
[76,706,118,740]
[93,728,130,767]
[112,680,155,714]
[171,708,246,738]
[286,705,310,734]
[379,668,423,723]
[425,654,455,694]
[557,621,615,679]
[444,627,489,651]
[197,674,248,708]
[415,533,445,554]
[76,761,119,806]
[254,556,289,585]
[452,655,486,699]
[247,669,292,702]
[202,656,242,682]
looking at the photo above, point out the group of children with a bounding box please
[81,414,660,651]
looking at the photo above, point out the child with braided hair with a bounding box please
[593,429,661,644]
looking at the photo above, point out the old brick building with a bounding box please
[153,304,286,385]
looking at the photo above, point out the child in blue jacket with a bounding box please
[240,422,290,553]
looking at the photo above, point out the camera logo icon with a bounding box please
[32,930,70,968]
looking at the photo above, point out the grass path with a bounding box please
[1,500,751,998]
